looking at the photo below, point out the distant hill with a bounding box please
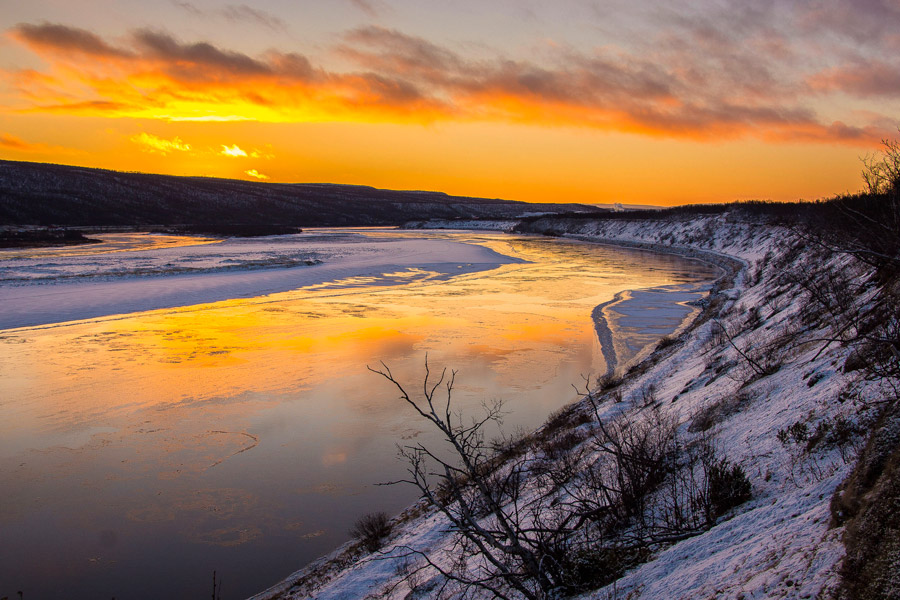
[0,160,601,228]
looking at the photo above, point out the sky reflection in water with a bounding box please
[0,230,717,599]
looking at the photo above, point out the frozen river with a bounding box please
[0,229,718,599]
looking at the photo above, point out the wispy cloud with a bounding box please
[244,169,268,179]
[170,1,289,33]
[5,17,898,146]
[347,0,381,18]
[1,133,35,150]
[131,132,192,155]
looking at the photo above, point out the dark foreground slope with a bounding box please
[0,160,598,227]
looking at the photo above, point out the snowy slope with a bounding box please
[252,215,872,600]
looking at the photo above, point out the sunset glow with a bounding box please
[2,1,899,204]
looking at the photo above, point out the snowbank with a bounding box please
[252,215,870,600]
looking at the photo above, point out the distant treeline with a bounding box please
[516,197,870,223]
[516,194,896,232]
[516,191,900,284]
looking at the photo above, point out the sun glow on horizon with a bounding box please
[1,2,898,204]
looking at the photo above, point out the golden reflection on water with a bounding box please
[0,231,717,599]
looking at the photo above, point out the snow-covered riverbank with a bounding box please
[254,214,877,600]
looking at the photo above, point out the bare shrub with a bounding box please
[580,404,680,524]
[350,511,392,552]
[542,404,592,437]
[706,459,752,518]
[489,427,532,463]
[777,421,810,446]
[371,361,755,598]
[712,321,783,385]
[370,358,573,599]
[656,334,678,351]
[689,392,752,433]
[596,373,623,391]
[541,428,589,461]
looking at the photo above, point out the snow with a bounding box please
[256,215,867,600]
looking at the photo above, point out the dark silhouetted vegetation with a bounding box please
[349,511,393,552]
[0,159,596,228]
[0,227,100,248]
[370,359,752,599]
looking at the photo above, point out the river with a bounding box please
[0,229,718,599]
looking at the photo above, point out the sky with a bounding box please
[1,0,899,205]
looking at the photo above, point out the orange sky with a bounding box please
[2,1,899,204]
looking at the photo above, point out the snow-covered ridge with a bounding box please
[252,215,874,600]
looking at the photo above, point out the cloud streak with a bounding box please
[5,19,898,145]
[170,2,289,33]
[1,133,39,151]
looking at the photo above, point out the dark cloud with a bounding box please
[132,29,273,76]
[332,24,893,142]
[12,23,133,58]
[267,52,318,81]
[170,1,202,16]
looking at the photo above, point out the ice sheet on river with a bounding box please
[0,231,523,330]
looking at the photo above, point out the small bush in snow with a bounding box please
[350,511,392,552]
[707,459,752,518]
[689,392,752,433]
[777,421,810,446]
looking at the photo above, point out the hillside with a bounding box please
[251,207,900,600]
[0,160,598,228]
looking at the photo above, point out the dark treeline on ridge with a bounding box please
[0,160,599,229]
[516,193,900,271]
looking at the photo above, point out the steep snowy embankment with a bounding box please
[253,215,873,600]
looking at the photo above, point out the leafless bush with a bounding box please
[712,321,782,384]
[489,427,532,463]
[705,458,752,519]
[596,373,623,391]
[689,392,752,433]
[593,405,677,520]
[656,334,678,351]
[370,358,573,599]
[350,511,393,552]
[636,383,659,408]
[372,361,754,598]
[541,404,592,438]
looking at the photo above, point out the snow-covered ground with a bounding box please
[0,230,522,329]
[254,215,873,600]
